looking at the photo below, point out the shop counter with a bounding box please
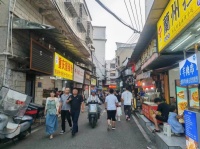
[142,102,162,123]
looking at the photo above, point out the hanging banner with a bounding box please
[73,65,84,83]
[179,53,200,86]
[54,52,73,80]
[157,0,200,52]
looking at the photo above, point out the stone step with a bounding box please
[135,111,186,149]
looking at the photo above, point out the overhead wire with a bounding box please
[128,0,139,31]
[138,0,144,29]
[132,0,141,31]
[95,0,140,33]
[124,0,135,29]
[92,53,105,76]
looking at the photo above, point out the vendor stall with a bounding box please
[179,53,200,149]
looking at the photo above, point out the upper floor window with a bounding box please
[110,64,115,69]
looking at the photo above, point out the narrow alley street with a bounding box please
[1,109,151,149]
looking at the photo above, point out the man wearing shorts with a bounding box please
[121,86,133,121]
[105,89,118,130]
[151,98,169,133]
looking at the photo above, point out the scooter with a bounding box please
[0,87,33,143]
[87,101,101,128]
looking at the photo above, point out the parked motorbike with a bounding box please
[87,101,101,128]
[0,87,33,143]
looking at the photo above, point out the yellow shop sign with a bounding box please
[54,52,73,80]
[157,0,200,52]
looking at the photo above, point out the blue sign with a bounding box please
[179,54,199,86]
[184,110,198,142]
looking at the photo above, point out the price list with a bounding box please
[184,110,198,142]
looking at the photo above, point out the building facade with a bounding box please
[92,26,107,88]
[0,0,94,104]
[115,43,136,90]
[105,59,117,90]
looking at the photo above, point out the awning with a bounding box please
[12,17,92,66]
[143,53,185,71]
[130,0,169,64]
[12,17,55,29]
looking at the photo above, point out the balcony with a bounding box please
[64,0,79,17]
[77,17,87,32]
[86,21,93,44]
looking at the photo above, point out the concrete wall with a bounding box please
[93,26,106,40]
[116,48,133,67]
[93,26,106,81]
[169,68,179,98]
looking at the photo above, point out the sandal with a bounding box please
[152,129,161,133]
[49,135,53,139]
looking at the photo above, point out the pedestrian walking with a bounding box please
[45,91,59,139]
[67,88,84,137]
[59,88,72,134]
[115,90,122,121]
[105,89,118,130]
[121,86,133,121]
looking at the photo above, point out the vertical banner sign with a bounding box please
[179,54,200,86]
[54,52,73,80]
[157,0,200,52]
[73,65,84,83]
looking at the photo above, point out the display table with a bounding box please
[142,102,162,123]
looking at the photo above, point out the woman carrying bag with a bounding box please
[45,91,60,139]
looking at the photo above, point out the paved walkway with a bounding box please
[1,108,152,149]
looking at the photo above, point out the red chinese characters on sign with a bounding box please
[54,53,73,80]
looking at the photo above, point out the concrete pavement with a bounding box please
[1,109,154,149]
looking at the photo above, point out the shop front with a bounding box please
[178,54,200,149]
[30,39,56,104]
[83,73,91,99]
[136,71,165,123]
[73,64,85,94]
[34,52,74,104]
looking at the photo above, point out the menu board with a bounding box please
[176,86,188,123]
[184,110,199,149]
[188,86,200,110]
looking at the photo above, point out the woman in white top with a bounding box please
[45,91,59,139]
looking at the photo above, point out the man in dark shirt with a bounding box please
[151,98,169,133]
[67,88,83,136]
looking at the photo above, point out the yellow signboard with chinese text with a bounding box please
[157,0,200,52]
[54,52,73,80]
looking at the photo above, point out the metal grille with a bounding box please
[30,40,53,74]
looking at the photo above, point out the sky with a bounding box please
[85,0,145,60]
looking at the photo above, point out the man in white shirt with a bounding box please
[105,89,118,130]
[121,87,133,121]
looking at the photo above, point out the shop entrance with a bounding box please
[25,74,35,102]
